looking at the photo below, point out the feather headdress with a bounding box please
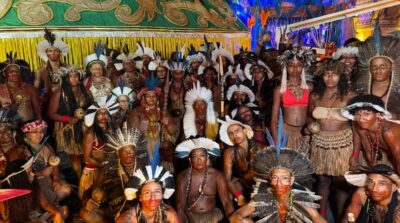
[111,81,135,102]
[84,41,108,69]
[345,164,400,187]
[84,96,119,127]
[148,52,167,72]
[166,45,188,71]
[244,60,274,80]
[137,75,162,99]
[277,47,315,93]
[36,28,68,62]
[223,64,245,82]
[114,44,136,71]
[211,43,234,65]
[175,137,220,158]
[106,124,146,152]
[183,81,216,138]
[0,108,21,129]
[218,116,254,146]
[186,44,206,66]
[134,42,155,60]
[231,102,259,118]
[124,146,174,200]
[226,84,256,102]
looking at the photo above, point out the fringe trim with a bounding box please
[310,128,353,176]
[184,208,224,223]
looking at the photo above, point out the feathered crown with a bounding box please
[116,44,136,62]
[84,96,119,127]
[244,60,274,80]
[223,65,246,82]
[103,39,120,60]
[1,52,20,73]
[106,124,146,151]
[148,51,167,71]
[111,81,135,102]
[137,75,162,99]
[183,81,216,138]
[176,137,220,158]
[84,41,108,69]
[197,37,219,75]
[166,45,188,71]
[124,145,175,200]
[186,44,206,66]
[253,109,313,181]
[211,42,234,65]
[36,28,68,62]
[226,84,255,102]
[134,42,155,60]
[0,108,21,129]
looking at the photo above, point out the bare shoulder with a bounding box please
[346,90,358,99]
[177,168,189,181]
[165,204,180,223]
[115,207,137,223]
[223,146,234,157]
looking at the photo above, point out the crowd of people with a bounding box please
[0,27,400,223]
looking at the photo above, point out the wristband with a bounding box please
[233,191,242,198]
[352,151,360,158]
[61,115,69,123]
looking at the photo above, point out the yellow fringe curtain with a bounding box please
[0,34,250,71]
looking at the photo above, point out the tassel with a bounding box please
[300,68,309,90]
[280,66,288,93]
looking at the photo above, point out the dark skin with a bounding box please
[351,111,400,174]
[176,148,233,222]
[343,174,400,223]
[270,58,312,143]
[0,65,41,121]
[229,168,326,223]
[223,124,253,206]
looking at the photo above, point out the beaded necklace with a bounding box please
[185,166,208,210]
[367,116,383,164]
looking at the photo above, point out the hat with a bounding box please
[21,120,47,133]
[106,124,147,152]
[341,94,392,120]
[211,43,234,65]
[84,96,119,127]
[134,42,155,60]
[244,60,274,80]
[186,44,206,66]
[166,45,187,71]
[226,84,255,102]
[111,82,135,102]
[36,28,68,62]
[114,44,136,71]
[84,41,108,69]
[345,164,400,187]
[218,116,253,146]
[175,137,220,158]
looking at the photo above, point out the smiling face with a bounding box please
[354,109,379,129]
[270,168,294,197]
[46,47,61,62]
[90,63,104,77]
[366,173,395,203]
[123,59,136,73]
[139,181,163,212]
[0,126,13,145]
[370,57,392,83]
[341,54,357,70]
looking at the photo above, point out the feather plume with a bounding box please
[265,128,275,146]
[144,75,160,91]
[137,41,145,54]
[276,108,284,157]
[43,28,56,46]
[374,19,381,55]
[122,44,129,56]
[150,142,160,177]
[94,41,104,60]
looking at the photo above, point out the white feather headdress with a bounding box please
[226,84,255,102]
[134,42,155,60]
[211,43,234,65]
[175,137,220,158]
[106,124,146,151]
[36,29,68,62]
[218,116,254,146]
[84,96,119,127]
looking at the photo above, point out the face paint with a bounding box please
[140,181,163,212]
[270,168,292,197]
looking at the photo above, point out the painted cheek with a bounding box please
[274,184,291,196]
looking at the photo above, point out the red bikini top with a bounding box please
[281,89,310,108]
[92,139,105,151]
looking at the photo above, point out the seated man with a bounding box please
[175,137,234,223]
[341,94,400,174]
[344,164,400,222]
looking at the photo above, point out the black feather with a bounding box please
[43,28,56,46]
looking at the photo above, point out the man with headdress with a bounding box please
[219,116,267,206]
[183,81,218,140]
[165,46,188,118]
[134,42,155,78]
[47,65,92,182]
[80,125,147,222]
[234,46,257,70]
[211,43,234,75]
[175,137,234,223]
[270,47,315,150]
[225,84,256,116]
[35,28,68,102]
[0,52,41,122]
[103,43,121,86]
[185,45,206,87]
[111,84,135,128]
[115,44,144,95]
[354,28,400,119]
[128,76,179,170]
[344,164,400,222]
[148,52,169,88]
[83,42,113,103]
[341,94,400,174]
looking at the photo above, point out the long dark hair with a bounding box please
[58,72,91,116]
[313,59,349,99]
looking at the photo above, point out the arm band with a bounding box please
[352,151,360,158]
[233,191,242,198]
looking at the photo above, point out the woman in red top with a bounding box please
[270,47,315,150]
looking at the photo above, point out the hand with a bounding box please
[237,195,247,207]
[53,212,64,223]
[85,198,100,212]
[53,181,61,191]
[68,117,79,125]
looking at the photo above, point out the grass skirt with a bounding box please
[54,121,83,155]
[184,208,224,223]
[310,128,353,176]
